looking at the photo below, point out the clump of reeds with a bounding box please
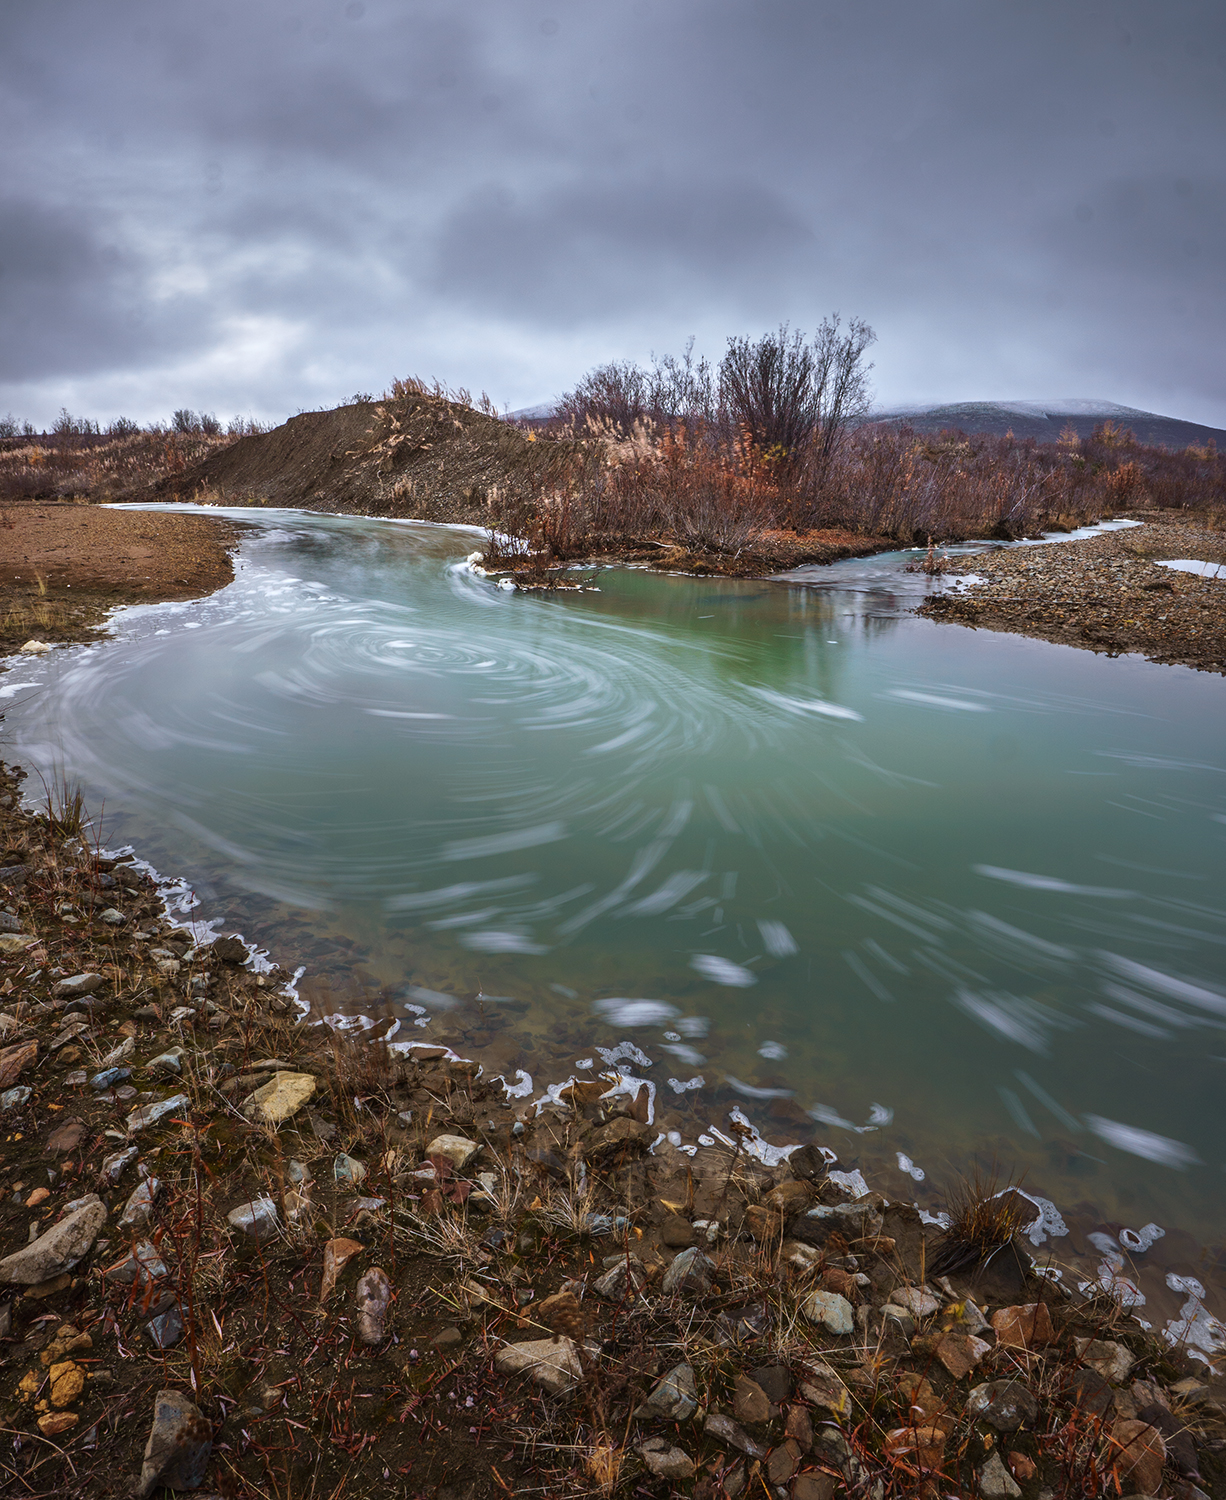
[929,1165,1027,1277]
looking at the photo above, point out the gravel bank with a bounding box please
[918,514,1226,674]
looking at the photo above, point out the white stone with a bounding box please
[227,1197,280,1241]
[891,1285,941,1319]
[425,1133,480,1170]
[495,1336,584,1395]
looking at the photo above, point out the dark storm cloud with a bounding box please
[0,0,1223,426]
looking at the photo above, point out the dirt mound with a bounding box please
[142,394,569,525]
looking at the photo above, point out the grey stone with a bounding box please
[148,1048,186,1076]
[0,1193,106,1284]
[226,1197,279,1241]
[637,1438,695,1480]
[101,1146,138,1182]
[592,1256,646,1301]
[355,1266,391,1344]
[800,1289,855,1335]
[145,1300,186,1349]
[0,913,22,933]
[120,1178,161,1230]
[495,1336,584,1395]
[0,1086,31,1111]
[100,908,126,926]
[637,1362,698,1422]
[968,1380,1039,1434]
[52,973,104,1000]
[90,1066,131,1091]
[978,1451,1022,1499]
[662,1246,715,1294]
[104,1239,168,1286]
[127,1094,190,1133]
[333,1153,367,1185]
[704,1412,766,1459]
[135,1388,212,1498]
[890,1285,940,1319]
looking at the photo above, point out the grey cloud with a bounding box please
[428,178,816,322]
[0,0,1222,425]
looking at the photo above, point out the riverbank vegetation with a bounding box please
[3,330,1223,579]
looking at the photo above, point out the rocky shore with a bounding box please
[919,515,1226,674]
[1,759,1224,1500]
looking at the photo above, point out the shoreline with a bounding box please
[0,503,241,663]
[1,762,1225,1498]
[918,512,1226,675]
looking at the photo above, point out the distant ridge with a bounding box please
[869,399,1224,449]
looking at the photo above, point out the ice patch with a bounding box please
[668,1075,704,1094]
[496,1070,534,1100]
[725,1075,794,1100]
[757,920,798,957]
[827,1169,871,1198]
[896,1153,925,1182]
[595,1041,653,1070]
[726,1107,799,1168]
[1158,559,1226,580]
[1119,1222,1165,1253]
[758,1040,788,1060]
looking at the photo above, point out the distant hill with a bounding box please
[868,399,1224,450]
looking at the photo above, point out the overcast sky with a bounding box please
[2,0,1223,429]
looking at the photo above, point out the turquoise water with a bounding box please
[4,509,1225,1305]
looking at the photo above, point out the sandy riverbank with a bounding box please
[919,514,1226,675]
[0,504,240,661]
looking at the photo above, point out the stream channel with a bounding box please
[3,506,1224,1348]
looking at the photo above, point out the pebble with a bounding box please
[495,1336,584,1395]
[662,1246,715,1295]
[425,1133,480,1170]
[244,1070,316,1125]
[126,1094,190,1133]
[978,1451,1022,1499]
[637,1438,695,1480]
[967,1380,1039,1434]
[51,973,104,1000]
[333,1152,367,1185]
[226,1197,280,1241]
[0,1085,31,1110]
[134,1388,212,1500]
[119,1178,160,1229]
[637,1362,698,1421]
[355,1267,392,1344]
[147,1047,186,1075]
[800,1289,855,1336]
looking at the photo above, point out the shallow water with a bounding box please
[4,508,1225,1329]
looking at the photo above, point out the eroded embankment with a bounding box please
[920,514,1226,674]
[0,505,239,661]
[2,760,1225,1499]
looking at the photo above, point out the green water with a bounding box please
[5,508,1225,1323]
